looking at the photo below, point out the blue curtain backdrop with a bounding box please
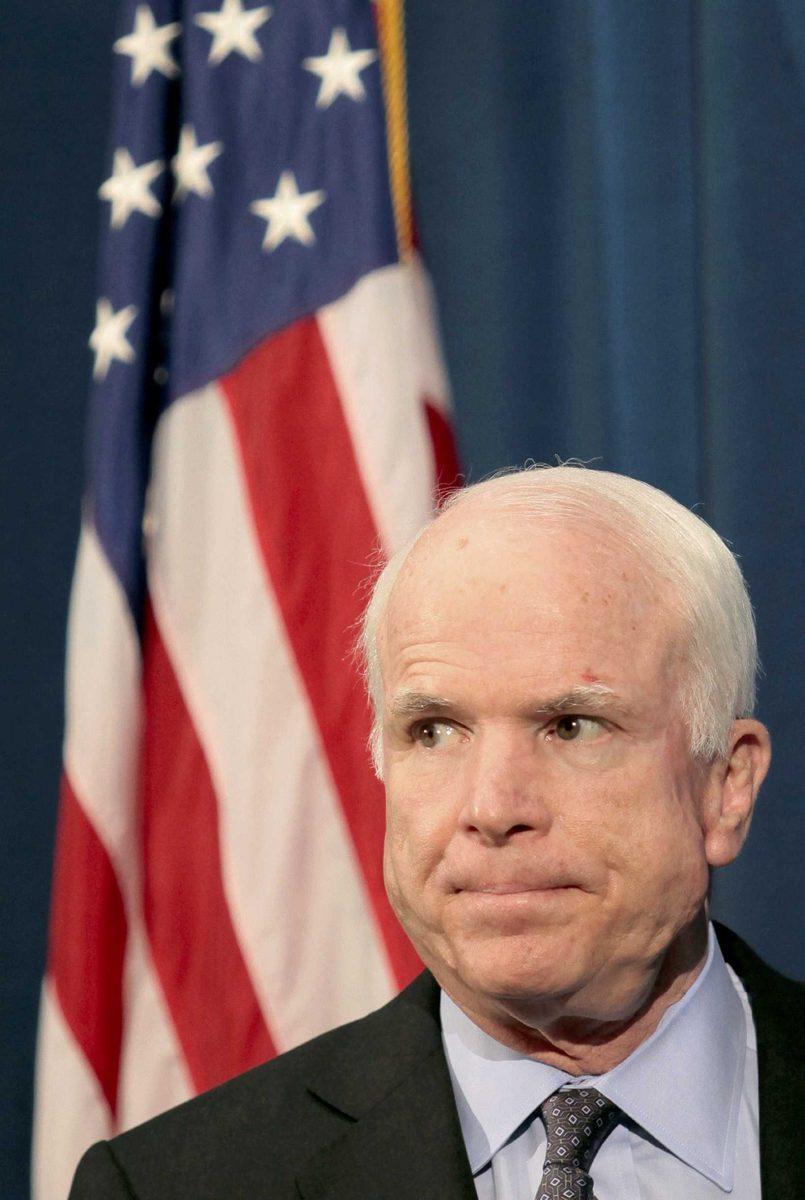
[1,2,802,1195]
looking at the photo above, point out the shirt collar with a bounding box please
[441,924,747,1190]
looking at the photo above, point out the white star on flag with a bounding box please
[99,148,164,228]
[89,299,138,381]
[194,0,272,64]
[249,171,326,251]
[113,4,181,85]
[302,27,378,109]
[172,126,223,200]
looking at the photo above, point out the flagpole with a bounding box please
[377,0,414,261]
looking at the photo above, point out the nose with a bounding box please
[459,730,551,847]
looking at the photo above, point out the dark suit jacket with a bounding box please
[70,924,803,1199]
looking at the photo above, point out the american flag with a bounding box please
[32,1,457,1194]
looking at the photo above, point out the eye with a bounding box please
[553,715,603,742]
[411,720,456,749]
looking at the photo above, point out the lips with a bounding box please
[452,879,580,895]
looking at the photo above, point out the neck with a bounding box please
[451,914,710,1075]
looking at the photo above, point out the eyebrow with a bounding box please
[387,683,624,722]
[387,692,455,720]
[533,684,620,714]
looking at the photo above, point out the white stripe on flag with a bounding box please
[146,385,396,1051]
[318,257,452,555]
[32,979,112,1200]
[63,525,141,880]
[117,920,193,1130]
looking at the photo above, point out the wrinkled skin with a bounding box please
[379,509,770,1072]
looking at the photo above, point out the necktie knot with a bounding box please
[536,1088,620,1199]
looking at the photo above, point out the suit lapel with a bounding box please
[296,973,476,1200]
[716,923,805,1200]
[296,1045,476,1200]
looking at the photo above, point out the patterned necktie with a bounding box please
[536,1088,620,1200]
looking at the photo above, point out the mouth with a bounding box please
[443,877,587,931]
[448,884,584,929]
[455,882,582,896]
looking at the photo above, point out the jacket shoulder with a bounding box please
[715,921,804,1009]
[71,973,441,1200]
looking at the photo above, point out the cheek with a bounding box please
[383,792,457,958]
[586,771,709,922]
[383,779,451,890]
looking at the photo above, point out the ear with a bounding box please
[702,719,771,868]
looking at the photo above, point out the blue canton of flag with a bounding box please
[90,0,396,613]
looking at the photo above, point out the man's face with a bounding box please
[380,511,719,1029]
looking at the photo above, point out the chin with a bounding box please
[449,931,585,1007]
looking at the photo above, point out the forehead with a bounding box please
[380,510,679,702]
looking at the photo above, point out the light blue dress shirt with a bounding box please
[441,924,760,1199]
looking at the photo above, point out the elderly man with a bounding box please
[71,467,801,1200]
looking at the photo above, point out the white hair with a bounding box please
[358,465,757,774]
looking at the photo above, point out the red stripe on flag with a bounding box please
[424,398,462,497]
[141,607,276,1090]
[221,318,421,988]
[48,774,126,1116]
